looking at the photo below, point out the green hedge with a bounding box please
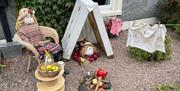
[158,0,180,40]
[16,0,75,38]
[129,36,172,61]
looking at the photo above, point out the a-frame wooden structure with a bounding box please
[61,0,114,60]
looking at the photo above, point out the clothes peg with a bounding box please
[158,21,161,28]
[133,20,136,26]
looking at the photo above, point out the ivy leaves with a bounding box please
[17,0,75,38]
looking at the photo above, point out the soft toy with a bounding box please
[79,41,98,57]
[72,40,100,64]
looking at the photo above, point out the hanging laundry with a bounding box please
[127,22,167,53]
[104,18,122,37]
[110,18,122,36]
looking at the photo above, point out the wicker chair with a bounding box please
[14,26,59,72]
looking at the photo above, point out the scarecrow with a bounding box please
[16,8,62,61]
[72,40,100,65]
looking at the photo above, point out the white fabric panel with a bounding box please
[78,19,97,43]
[127,23,167,53]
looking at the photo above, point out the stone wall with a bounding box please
[0,0,21,59]
[120,0,167,21]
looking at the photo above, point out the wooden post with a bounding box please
[88,12,106,53]
[0,0,13,42]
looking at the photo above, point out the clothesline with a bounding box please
[131,20,180,30]
[162,23,179,26]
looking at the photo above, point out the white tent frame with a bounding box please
[61,0,114,60]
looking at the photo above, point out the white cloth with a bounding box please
[78,0,99,43]
[126,23,167,53]
[78,19,97,43]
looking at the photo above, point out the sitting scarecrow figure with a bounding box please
[16,8,61,62]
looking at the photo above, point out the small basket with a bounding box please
[37,63,61,77]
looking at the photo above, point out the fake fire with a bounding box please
[78,69,111,91]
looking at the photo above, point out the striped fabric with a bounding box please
[18,24,42,46]
[18,24,61,55]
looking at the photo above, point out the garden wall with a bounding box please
[121,0,167,21]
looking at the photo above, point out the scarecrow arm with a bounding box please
[14,33,39,58]
[39,26,59,44]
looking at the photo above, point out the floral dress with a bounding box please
[18,24,61,55]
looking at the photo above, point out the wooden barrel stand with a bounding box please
[35,69,65,91]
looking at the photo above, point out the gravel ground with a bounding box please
[0,31,180,91]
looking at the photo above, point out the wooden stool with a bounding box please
[35,69,65,91]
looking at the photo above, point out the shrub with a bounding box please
[129,36,172,61]
[16,0,75,38]
[157,84,180,91]
[158,0,180,40]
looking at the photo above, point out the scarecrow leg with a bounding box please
[27,55,31,72]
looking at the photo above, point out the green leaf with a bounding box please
[38,0,44,4]
[56,11,61,15]
[53,5,58,10]
[58,0,62,5]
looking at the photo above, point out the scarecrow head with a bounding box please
[73,41,100,63]
[79,41,97,57]
[16,8,38,30]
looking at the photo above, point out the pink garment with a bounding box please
[110,18,122,36]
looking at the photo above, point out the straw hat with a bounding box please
[79,41,97,57]
[17,8,35,21]
[16,8,37,30]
